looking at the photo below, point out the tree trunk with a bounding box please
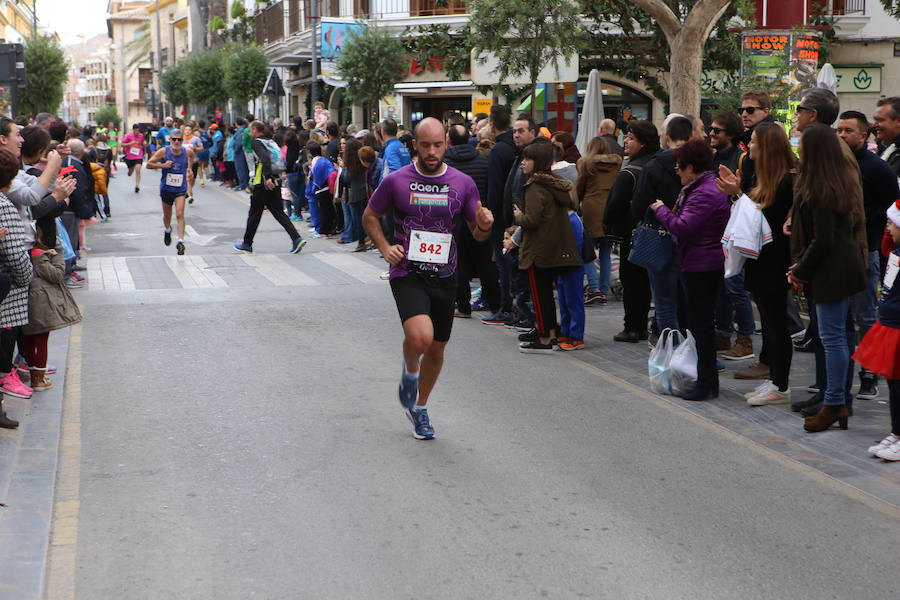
[667,33,704,117]
[529,80,537,121]
[629,0,731,116]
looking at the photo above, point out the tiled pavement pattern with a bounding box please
[486,302,900,508]
[86,251,386,292]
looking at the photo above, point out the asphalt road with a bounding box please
[49,167,900,599]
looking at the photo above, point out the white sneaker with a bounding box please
[869,434,899,457]
[744,380,777,399]
[747,388,791,406]
[875,441,900,462]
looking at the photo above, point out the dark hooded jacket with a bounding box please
[443,143,488,204]
[515,172,581,270]
[631,148,680,224]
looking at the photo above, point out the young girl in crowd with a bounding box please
[21,224,83,391]
[855,200,900,460]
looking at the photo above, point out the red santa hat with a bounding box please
[888,199,900,228]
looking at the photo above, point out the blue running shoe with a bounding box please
[716,360,726,373]
[232,243,252,254]
[406,407,435,440]
[398,372,418,410]
[290,238,307,254]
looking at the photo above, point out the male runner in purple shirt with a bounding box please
[364,117,494,439]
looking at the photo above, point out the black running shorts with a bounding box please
[125,158,143,168]
[389,272,458,343]
[160,190,184,206]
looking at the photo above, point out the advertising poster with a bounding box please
[320,20,365,78]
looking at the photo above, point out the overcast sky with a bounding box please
[38,0,109,46]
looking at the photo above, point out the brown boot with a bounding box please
[734,361,770,380]
[804,404,849,432]
[715,332,732,352]
[723,334,754,361]
[29,369,52,391]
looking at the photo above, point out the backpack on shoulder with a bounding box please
[258,138,286,176]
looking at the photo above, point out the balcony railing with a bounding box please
[256,0,468,47]
[256,1,285,46]
[820,0,865,15]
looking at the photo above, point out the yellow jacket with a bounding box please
[90,162,108,195]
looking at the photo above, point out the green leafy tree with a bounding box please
[184,48,228,106]
[223,45,268,106]
[160,59,190,108]
[403,24,473,83]
[94,105,122,128]
[881,0,900,18]
[336,24,407,120]
[19,35,69,116]
[469,0,586,119]
[582,0,751,114]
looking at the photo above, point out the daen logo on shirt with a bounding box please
[410,192,449,206]
[409,181,450,194]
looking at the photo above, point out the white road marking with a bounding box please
[313,251,384,284]
[239,254,318,286]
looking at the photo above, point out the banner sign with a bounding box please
[321,20,365,79]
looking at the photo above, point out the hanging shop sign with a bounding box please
[833,66,882,93]
[741,30,820,88]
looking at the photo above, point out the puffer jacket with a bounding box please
[23,249,82,335]
[576,153,622,237]
[0,192,33,328]
[90,162,108,195]
[516,172,581,270]
[654,171,731,273]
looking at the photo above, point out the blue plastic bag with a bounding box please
[56,217,76,261]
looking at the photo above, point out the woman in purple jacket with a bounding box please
[651,138,731,400]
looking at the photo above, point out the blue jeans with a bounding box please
[557,267,586,340]
[307,191,319,231]
[648,261,680,333]
[584,238,612,296]
[850,250,880,342]
[235,151,249,190]
[816,298,856,407]
[287,173,305,216]
[715,269,755,336]
[350,202,366,244]
[340,201,355,242]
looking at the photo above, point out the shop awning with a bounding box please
[516,87,545,112]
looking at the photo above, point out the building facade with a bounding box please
[254,0,666,130]
[753,0,899,114]
[108,0,153,129]
[147,0,190,118]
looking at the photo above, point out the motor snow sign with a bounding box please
[834,66,882,93]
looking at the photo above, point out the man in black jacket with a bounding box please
[484,106,518,322]
[737,90,775,192]
[631,115,692,341]
[709,112,743,173]
[874,96,900,179]
[233,121,306,254]
[444,124,501,317]
[604,120,659,343]
[839,110,900,399]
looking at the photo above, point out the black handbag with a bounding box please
[627,207,675,273]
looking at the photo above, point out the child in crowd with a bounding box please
[91,141,111,222]
[855,199,900,461]
[21,225,82,391]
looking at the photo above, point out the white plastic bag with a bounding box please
[669,330,698,396]
[648,328,683,395]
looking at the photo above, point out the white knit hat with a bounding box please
[888,198,900,228]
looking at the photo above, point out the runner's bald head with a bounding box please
[415,118,445,143]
